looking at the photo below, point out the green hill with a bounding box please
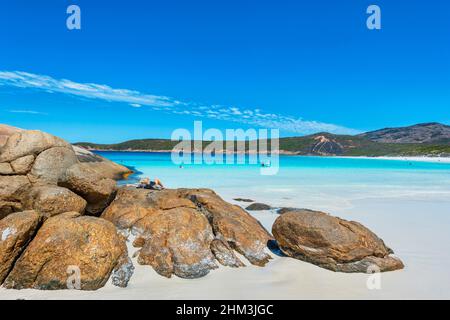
[75,123,450,157]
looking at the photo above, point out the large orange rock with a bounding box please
[73,146,132,180]
[101,187,157,230]
[4,212,133,290]
[59,163,117,215]
[102,187,273,279]
[0,211,41,284]
[135,207,217,278]
[21,185,86,218]
[182,189,273,266]
[272,210,404,273]
[0,130,70,163]
[29,147,78,183]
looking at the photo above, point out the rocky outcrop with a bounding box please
[246,203,272,211]
[210,239,245,268]
[59,163,117,215]
[0,176,31,218]
[0,211,41,284]
[0,130,70,163]
[0,126,135,290]
[73,145,132,180]
[21,185,86,218]
[180,189,273,267]
[101,187,157,230]
[102,187,273,278]
[29,147,78,183]
[272,210,404,273]
[0,125,22,148]
[10,155,35,174]
[3,212,133,290]
[135,207,217,278]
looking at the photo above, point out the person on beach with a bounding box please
[137,177,165,190]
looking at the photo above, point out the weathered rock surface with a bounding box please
[73,145,132,180]
[10,155,35,174]
[102,187,273,278]
[272,210,404,273]
[0,125,138,290]
[101,187,157,230]
[245,203,272,211]
[210,239,245,268]
[135,207,217,278]
[0,201,23,220]
[29,147,78,183]
[0,163,13,175]
[0,130,70,163]
[0,175,30,201]
[0,211,41,284]
[0,124,22,148]
[4,212,133,290]
[59,163,117,215]
[21,185,87,218]
[181,189,273,266]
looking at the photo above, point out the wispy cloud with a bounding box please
[8,109,47,115]
[0,71,359,135]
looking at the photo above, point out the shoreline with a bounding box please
[87,149,450,163]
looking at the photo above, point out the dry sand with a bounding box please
[1,193,449,300]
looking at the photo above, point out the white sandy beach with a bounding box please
[338,156,450,164]
[1,190,449,300]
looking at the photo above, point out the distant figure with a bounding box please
[137,177,165,190]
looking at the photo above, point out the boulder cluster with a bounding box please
[0,125,404,291]
[0,128,134,290]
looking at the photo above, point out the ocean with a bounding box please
[98,151,450,212]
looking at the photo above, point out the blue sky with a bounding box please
[1,0,449,143]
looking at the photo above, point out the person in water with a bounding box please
[137,177,165,190]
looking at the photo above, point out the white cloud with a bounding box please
[0,70,359,135]
[8,109,47,115]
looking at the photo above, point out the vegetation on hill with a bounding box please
[75,128,450,157]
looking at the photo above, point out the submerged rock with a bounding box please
[245,203,272,211]
[233,198,254,203]
[4,212,132,290]
[272,210,404,273]
[276,207,301,215]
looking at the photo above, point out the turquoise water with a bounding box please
[98,151,450,211]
